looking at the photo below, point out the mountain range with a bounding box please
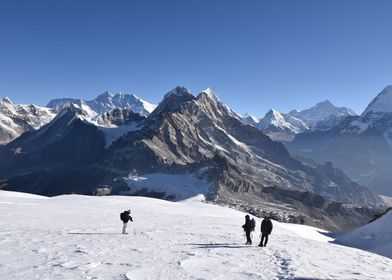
[0,97,56,144]
[0,92,156,145]
[287,86,392,196]
[0,86,387,231]
[229,100,357,142]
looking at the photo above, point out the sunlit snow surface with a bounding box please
[334,210,392,259]
[122,173,211,201]
[0,191,391,280]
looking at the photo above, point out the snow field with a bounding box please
[0,191,391,280]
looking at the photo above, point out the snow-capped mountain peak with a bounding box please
[347,85,392,134]
[150,87,195,117]
[130,94,157,113]
[198,88,222,106]
[240,113,261,125]
[95,91,113,103]
[201,87,218,100]
[288,99,356,128]
[47,91,157,117]
[164,86,192,99]
[362,85,392,115]
[258,108,309,141]
[259,109,288,130]
[1,97,12,104]
[0,99,56,144]
[315,99,334,108]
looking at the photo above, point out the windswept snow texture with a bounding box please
[1,191,392,280]
[334,210,392,259]
[122,173,211,201]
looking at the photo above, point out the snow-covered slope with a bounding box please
[288,100,356,129]
[1,87,384,231]
[334,210,392,259]
[0,190,391,280]
[0,97,56,144]
[227,110,261,127]
[47,92,157,117]
[238,113,261,126]
[363,85,392,114]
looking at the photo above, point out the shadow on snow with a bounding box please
[189,243,250,249]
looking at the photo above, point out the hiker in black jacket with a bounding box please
[259,217,273,247]
[120,210,133,234]
[242,215,252,245]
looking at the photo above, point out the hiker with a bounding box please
[242,215,252,245]
[120,209,133,234]
[259,216,273,247]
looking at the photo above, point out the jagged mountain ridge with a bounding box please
[0,97,56,145]
[47,91,157,117]
[0,91,157,145]
[231,100,356,141]
[0,87,384,231]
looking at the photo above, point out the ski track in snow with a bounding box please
[0,191,391,280]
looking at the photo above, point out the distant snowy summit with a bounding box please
[233,100,356,141]
[348,85,392,134]
[47,91,157,117]
[0,91,157,145]
[288,100,356,128]
[257,109,309,142]
[286,85,392,196]
[0,97,56,144]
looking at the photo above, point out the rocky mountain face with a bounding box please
[47,92,157,117]
[96,108,146,127]
[287,86,392,196]
[0,87,385,231]
[0,97,56,145]
[0,105,106,195]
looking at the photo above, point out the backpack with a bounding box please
[120,212,126,222]
[250,218,256,232]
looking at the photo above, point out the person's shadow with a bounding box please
[67,232,120,235]
[189,243,249,249]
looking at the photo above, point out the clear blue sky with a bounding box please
[1,0,392,116]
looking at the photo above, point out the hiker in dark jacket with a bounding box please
[121,210,133,234]
[259,217,273,247]
[242,215,252,245]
